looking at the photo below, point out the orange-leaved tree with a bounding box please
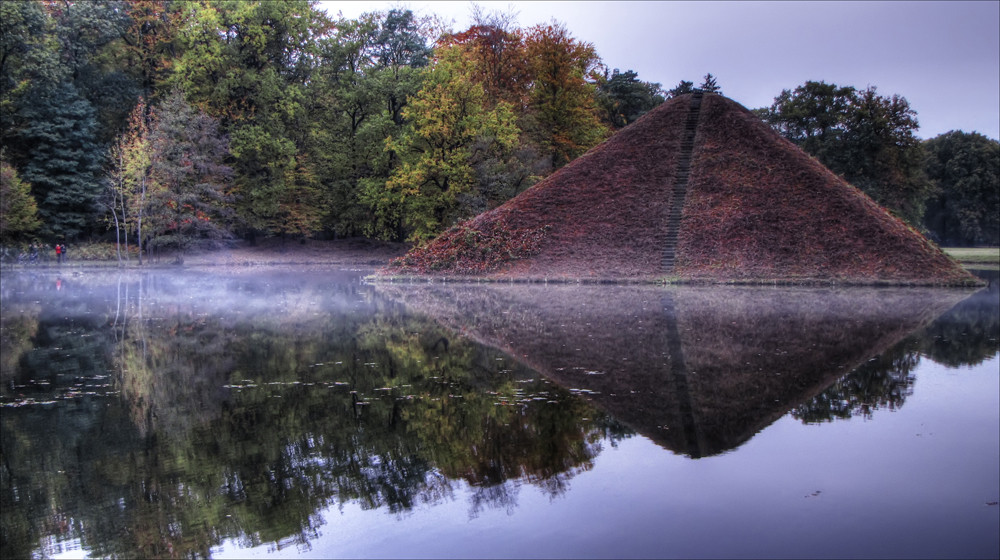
[444,19,530,111]
[523,21,608,169]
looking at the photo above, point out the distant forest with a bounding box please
[1,0,997,253]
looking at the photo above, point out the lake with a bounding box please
[1,267,997,559]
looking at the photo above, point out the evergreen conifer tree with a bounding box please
[667,80,695,98]
[16,82,104,239]
[699,73,721,94]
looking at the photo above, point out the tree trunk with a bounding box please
[111,205,122,265]
[121,189,129,264]
[137,176,146,266]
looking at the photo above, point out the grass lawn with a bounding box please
[942,247,1000,265]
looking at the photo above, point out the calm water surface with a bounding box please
[1,267,997,559]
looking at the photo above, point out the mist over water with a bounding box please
[1,268,997,559]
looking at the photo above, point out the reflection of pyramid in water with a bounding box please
[387,93,975,285]
[379,283,972,457]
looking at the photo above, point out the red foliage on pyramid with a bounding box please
[383,93,977,285]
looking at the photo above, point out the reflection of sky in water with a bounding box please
[2,269,996,559]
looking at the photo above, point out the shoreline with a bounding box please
[2,242,994,287]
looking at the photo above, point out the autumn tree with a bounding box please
[443,9,544,215]
[363,46,520,241]
[445,5,530,110]
[0,155,41,242]
[145,90,234,253]
[104,98,152,264]
[119,0,185,102]
[523,21,608,169]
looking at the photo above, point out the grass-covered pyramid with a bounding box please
[382,93,976,285]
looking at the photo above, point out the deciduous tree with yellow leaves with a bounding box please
[363,46,520,242]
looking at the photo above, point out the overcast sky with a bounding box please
[318,1,1000,140]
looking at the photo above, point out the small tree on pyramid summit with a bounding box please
[667,80,695,98]
[700,73,721,94]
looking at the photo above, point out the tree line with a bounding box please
[1,1,996,256]
[755,81,998,246]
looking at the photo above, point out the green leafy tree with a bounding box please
[170,0,330,240]
[595,68,665,129]
[305,9,437,239]
[145,89,234,253]
[361,8,437,196]
[761,82,932,228]
[923,131,1000,246]
[837,86,932,227]
[0,156,41,241]
[759,80,856,161]
[46,0,138,145]
[307,13,389,237]
[364,46,520,241]
[172,0,324,122]
[3,1,133,241]
[168,1,226,114]
[371,8,435,126]
[0,0,62,147]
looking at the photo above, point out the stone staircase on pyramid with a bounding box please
[662,90,703,273]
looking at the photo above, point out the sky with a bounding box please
[318,0,1000,140]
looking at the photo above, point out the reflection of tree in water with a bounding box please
[791,342,919,423]
[0,302,40,381]
[1,271,625,559]
[919,273,999,368]
[1,275,132,560]
[793,277,998,424]
[112,276,237,436]
[470,480,521,517]
[8,270,992,558]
